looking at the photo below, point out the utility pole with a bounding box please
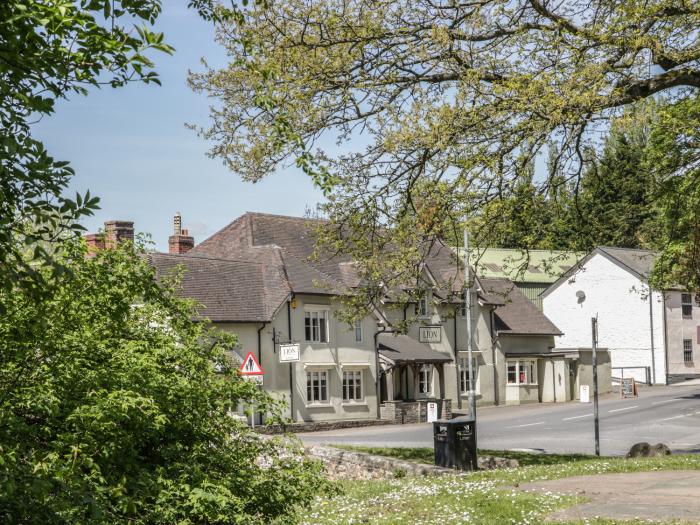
[591,316,601,456]
[463,228,476,423]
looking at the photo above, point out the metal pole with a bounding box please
[591,316,600,456]
[463,228,476,423]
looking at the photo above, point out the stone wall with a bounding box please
[306,445,518,481]
[380,399,452,424]
[257,418,392,435]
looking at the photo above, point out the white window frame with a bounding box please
[304,306,330,343]
[684,339,694,364]
[418,364,432,396]
[506,359,538,385]
[460,291,467,318]
[681,293,693,318]
[342,370,364,402]
[459,356,479,394]
[417,292,429,318]
[354,319,363,343]
[306,370,330,404]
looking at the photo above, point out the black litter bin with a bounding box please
[433,416,477,470]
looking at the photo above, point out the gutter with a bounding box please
[287,293,295,421]
[662,292,669,384]
[649,286,657,384]
[256,321,268,426]
[489,307,499,406]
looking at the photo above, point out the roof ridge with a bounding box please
[150,251,263,266]
[245,211,327,223]
[597,246,657,254]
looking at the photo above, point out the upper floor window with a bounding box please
[417,292,429,317]
[304,308,329,343]
[682,293,693,318]
[460,290,468,318]
[684,339,694,364]
[354,319,363,342]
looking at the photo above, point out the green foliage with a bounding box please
[191,1,700,298]
[0,240,327,524]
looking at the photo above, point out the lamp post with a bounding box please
[463,228,477,422]
[591,316,601,456]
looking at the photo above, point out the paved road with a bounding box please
[297,384,700,456]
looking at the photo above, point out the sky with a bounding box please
[31,4,323,252]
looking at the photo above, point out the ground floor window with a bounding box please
[459,357,478,394]
[684,339,694,364]
[342,370,363,402]
[418,364,432,396]
[507,360,537,385]
[306,370,329,403]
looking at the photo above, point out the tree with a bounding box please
[0,239,327,524]
[0,0,239,296]
[190,0,700,298]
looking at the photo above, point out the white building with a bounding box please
[542,246,700,385]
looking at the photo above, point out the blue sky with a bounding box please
[31,4,323,252]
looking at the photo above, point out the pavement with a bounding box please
[520,470,700,523]
[296,384,700,455]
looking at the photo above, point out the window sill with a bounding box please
[342,401,367,407]
[506,383,538,387]
[305,403,333,409]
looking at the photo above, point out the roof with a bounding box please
[149,251,290,322]
[540,246,659,299]
[378,333,454,364]
[456,248,584,284]
[479,278,563,336]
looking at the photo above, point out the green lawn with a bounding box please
[300,451,700,525]
[333,445,596,466]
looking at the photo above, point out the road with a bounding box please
[297,383,700,456]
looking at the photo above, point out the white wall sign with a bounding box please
[427,402,439,422]
[580,384,590,403]
[419,326,442,343]
[279,343,300,363]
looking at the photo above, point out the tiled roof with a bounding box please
[479,278,562,336]
[378,333,453,364]
[149,250,290,322]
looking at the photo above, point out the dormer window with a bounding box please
[417,292,429,317]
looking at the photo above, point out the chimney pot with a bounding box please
[168,213,194,254]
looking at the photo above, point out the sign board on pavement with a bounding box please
[580,384,590,403]
[240,351,264,376]
[279,343,300,363]
[427,402,439,422]
[621,377,637,398]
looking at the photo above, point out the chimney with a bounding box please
[104,220,135,249]
[84,233,105,256]
[168,212,194,254]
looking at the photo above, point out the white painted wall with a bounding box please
[543,253,667,384]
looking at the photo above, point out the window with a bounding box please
[306,370,329,403]
[459,357,478,393]
[354,319,363,342]
[304,309,329,342]
[684,339,694,364]
[460,290,467,318]
[343,370,363,402]
[682,293,693,318]
[418,364,432,396]
[416,292,429,317]
[506,360,538,385]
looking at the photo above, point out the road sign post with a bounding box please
[591,317,601,456]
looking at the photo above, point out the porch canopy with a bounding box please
[378,333,452,402]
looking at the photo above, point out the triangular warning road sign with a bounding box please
[239,352,264,375]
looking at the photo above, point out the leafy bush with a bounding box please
[0,240,327,524]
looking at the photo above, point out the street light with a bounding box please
[578,290,601,456]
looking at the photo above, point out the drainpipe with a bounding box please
[489,308,499,406]
[287,294,295,421]
[453,308,462,409]
[374,324,390,419]
[648,286,657,385]
[662,292,669,384]
[256,322,268,426]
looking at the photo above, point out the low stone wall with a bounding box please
[306,445,519,480]
[380,399,452,424]
[257,418,393,435]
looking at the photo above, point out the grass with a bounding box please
[333,445,596,466]
[301,452,700,525]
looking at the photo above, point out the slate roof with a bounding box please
[378,333,454,364]
[149,251,290,322]
[479,278,562,336]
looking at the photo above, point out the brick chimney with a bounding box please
[84,233,105,256]
[168,212,194,254]
[104,220,135,249]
